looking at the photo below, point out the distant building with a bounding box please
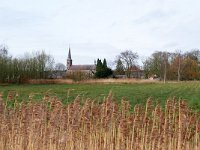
[115,66,144,79]
[66,47,96,77]
[128,66,144,79]
[48,70,66,79]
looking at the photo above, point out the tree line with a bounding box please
[0,45,55,83]
[143,50,200,82]
[114,49,200,81]
[1,44,200,83]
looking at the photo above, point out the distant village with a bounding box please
[49,47,144,80]
[1,44,200,83]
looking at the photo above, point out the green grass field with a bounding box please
[1,81,200,110]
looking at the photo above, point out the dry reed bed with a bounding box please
[27,78,157,84]
[0,92,200,150]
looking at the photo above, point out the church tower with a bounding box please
[67,46,72,69]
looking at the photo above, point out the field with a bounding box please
[1,81,200,149]
[1,81,200,110]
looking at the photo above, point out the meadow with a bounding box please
[1,81,200,149]
[1,81,200,110]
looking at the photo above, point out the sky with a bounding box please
[1,0,200,67]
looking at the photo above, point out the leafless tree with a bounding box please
[117,50,138,78]
[55,63,66,71]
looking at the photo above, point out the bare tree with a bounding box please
[0,45,9,82]
[55,63,66,71]
[176,51,182,82]
[0,45,8,56]
[117,50,138,78]
[162,52,171,83]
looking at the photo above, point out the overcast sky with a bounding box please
[1,0,200,66]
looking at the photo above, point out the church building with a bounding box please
[66,47,96,77]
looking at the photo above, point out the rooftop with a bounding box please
[69,65,96,70]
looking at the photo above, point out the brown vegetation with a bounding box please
[27,78,157,84]
[0,92,200,150]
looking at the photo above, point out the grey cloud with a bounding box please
[163,42,179,49]
[0,8,48,28]
[1,0,200,65]
[133,9,175,24]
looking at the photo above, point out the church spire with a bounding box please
[67,45,72,69]
[68,45,71,59]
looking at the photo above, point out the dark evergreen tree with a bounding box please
[103,58,107,68]
[115,59,125,75]
[95,58,113,78]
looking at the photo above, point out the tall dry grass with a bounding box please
[0,91,200,150]
[27,78,157,84]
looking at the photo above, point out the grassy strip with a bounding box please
[1,82,200,111]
